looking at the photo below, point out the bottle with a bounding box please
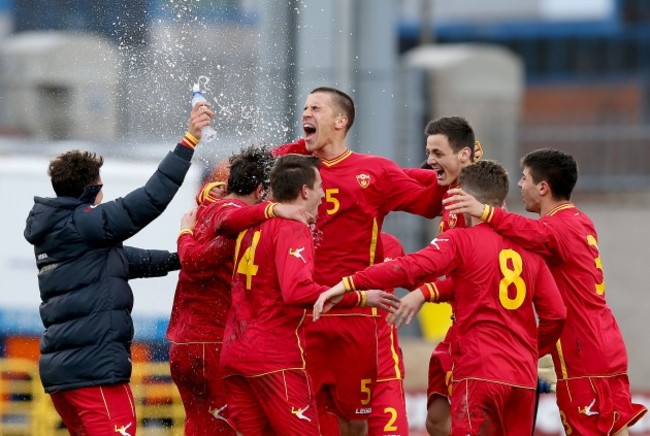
[191,83,217,143]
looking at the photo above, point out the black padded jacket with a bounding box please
[24,144,192,393]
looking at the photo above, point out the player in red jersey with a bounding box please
[221,154,399,435]
[446,148,647,435]
[317,160,567,434]
[301,87,452,435]
[415,116,483,435]
[167,146,274,435]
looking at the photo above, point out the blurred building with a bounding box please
[400,0,650,192]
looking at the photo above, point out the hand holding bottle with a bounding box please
[188,98,215,144]
[190,84,218,142]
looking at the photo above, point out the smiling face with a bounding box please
[302,92,347,153]
[425,134,471,187]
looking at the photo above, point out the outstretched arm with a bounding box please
[386,277,455,328]
[444,188,561,258]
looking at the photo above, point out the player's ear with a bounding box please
[538,180,550,196]
[255,184,265,200]
[301,184,309,199]
[335,114,348,130]
[459,147,471,164]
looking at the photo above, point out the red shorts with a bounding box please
[50,383,136,436]
[376,318,405,380]
[224,369,320,435]
[305,315,378,421]
[368,379,409,436]
[169,341,235,435]
[427,340,453,406]
[451,379,535,435]
[556,374,648,435]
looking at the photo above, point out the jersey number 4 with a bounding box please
[235,230,261,290]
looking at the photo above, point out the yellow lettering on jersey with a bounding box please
[325,188,340,215]
[498,249,526,310]
[236,230,261,290]
[587,234,605,295]
[383,407,398,432]
[360,378,372,405]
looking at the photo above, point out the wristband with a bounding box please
[265,202,278,219]
[359,291,367,307]
[419,282,439,303]
[180,132,199,149]
[342,276,355,292]
[419,285,432,302]
[178,228,194,238]
[480,204,494,222]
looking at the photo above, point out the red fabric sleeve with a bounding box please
[486,207,561,259]
[337,292,361,307]
[346,238,459,292]
[177,233,229,273]
[416,277,455,303]
[533,261,567,356]
[271,139,308,157]
[206,201,275,237]
[376,161,447,219]
[275,223,328,306]
[403,167,438,185]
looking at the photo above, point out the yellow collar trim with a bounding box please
[322,149,352,167]
[547,202,575,217]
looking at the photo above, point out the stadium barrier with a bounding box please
[0,358,184,435]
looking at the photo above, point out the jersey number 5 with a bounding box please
[325,188,340,215]
[498,249,526,310]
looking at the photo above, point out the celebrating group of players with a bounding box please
[168,86,647,435]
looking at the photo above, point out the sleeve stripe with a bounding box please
[343,276,355,292]
[264,202,277,219]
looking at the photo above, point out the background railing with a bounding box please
[0,358,185,435]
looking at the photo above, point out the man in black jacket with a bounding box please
[23,102,213,435]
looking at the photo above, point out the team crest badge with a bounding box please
[356,173,370,188]
[448,212,457,229]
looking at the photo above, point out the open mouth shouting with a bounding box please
[303,123,316,141]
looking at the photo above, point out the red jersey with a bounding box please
[221,219,361,377]
[483,203,629,378]
[273,144,447,316]
[439,186,467,233]
[344,224,566,387]
[166,199,238,342]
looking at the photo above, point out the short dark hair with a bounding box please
[521,148,578,201]
[270,154,321,202]
[48,150,103,198]
[459,160,509,207]
[227,145,274,196]
[424,116,476,159]
[310,87,356,132]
